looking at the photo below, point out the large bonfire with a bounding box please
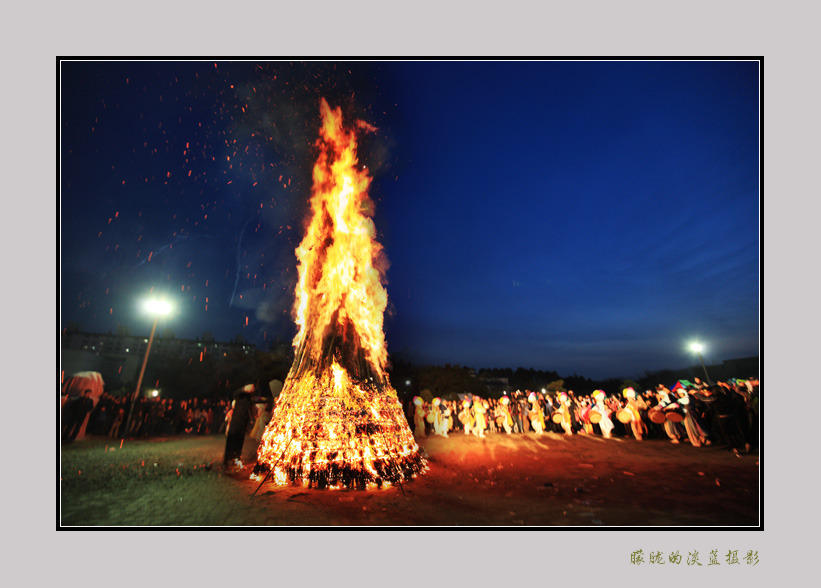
[256,99,425,489]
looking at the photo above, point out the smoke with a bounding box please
[220,62,400,340]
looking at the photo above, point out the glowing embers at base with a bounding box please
[257,361,425,490]
[255,99,425,489]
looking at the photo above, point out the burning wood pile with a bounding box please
[256,99,425,489]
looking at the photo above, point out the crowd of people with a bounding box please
[405,376,759,453]
[60,392,277,443]
[61,376,759,455]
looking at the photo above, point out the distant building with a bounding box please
[60,328,257,390]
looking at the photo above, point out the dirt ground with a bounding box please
[59,430,759,527]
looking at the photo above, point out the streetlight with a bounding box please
[123,298,172,438]
[689,342,712,384]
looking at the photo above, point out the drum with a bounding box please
[649,408,666,424]
[589,410,602,424]
[616,409,632,424]
[665,410,684,423]
[552,411,564,424]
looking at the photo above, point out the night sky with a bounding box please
[60,59,760,380]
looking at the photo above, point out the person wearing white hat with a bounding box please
[592,390,614,439]
[677,390,709,447]
[441,399,453,437]
[528,392,545,434]
[473,398,488,438]
[622,387,644,441]
[431,398,449,438]
[656,388,682,443]
[412,396,427,438]
[557,393,574,435]
[499,396,514,434]
[458,399,474,435]
[428,397,440,435]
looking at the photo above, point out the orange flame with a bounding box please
[257,99,425,489]
[291,99,389,377]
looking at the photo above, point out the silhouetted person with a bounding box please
[223,384,256,465]
[707,384,748,452]
[62,390,94,443]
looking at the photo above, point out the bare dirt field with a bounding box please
[59,430,759,527]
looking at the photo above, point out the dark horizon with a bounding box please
[60,322,758,385]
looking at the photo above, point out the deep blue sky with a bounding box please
[60,60,759,380]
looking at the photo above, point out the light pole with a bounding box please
[123,299,171,438]
[690,342,712,385]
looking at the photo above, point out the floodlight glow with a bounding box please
[123,297,173,438]
[690,342,703,353]
[144,299,172,315]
